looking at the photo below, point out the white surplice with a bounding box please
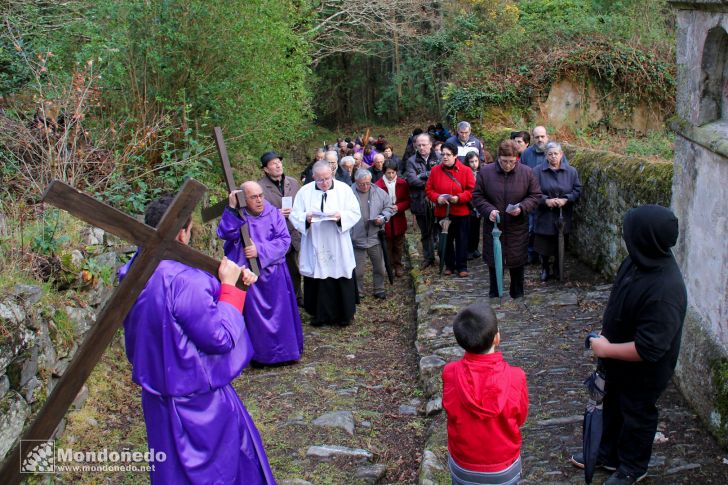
[290,180,361,279]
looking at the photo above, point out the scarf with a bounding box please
[383,176,397,204]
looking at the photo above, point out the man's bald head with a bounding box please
[240,181,265,215]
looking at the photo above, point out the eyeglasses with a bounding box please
[315,176,333,183]
[247,194,265,200]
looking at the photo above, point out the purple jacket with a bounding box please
[217,201,303,364]
[119,257,275,484]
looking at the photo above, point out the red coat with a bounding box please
[425,160,475,217]
[442,352,529,473]
[375,176,410,238]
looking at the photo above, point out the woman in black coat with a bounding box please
[533,141,582,281]
[472,140,541,298]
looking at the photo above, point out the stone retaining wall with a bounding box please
[565,146,673,277]
[0,228,123,463]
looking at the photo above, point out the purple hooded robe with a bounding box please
[119,256,276,485]
[217,202,304,364]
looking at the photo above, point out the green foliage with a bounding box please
[49,308,76,353]
[442,82,523,125]
[0,0,82,95]
[31,210,70,256]
[76,0,313,156]
[440,0,675,125]
[624,130,675,160]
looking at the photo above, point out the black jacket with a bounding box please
[404,150,440,216]
[600,205,687,390]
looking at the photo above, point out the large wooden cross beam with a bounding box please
[0,178,234,484]
[200,126,260,275]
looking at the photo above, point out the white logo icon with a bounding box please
[20,440,55,473]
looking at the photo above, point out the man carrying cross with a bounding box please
[290,160,361,326]
[218,181,304,366]
[120,195,275,484]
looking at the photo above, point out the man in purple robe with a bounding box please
[217,181,304,365]
[120,195,276,484]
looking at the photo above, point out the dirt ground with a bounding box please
[51,258,427,484]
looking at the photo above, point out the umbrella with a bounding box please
[378,229,394,284]
[438,204,451,274]
[583,333,607,484]
[492,212,504,299]
[556,205,565,282]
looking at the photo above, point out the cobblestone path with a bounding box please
[409,237,728,484]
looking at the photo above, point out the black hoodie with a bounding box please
[600,205,687,390]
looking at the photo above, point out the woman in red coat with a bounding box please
[425,142,476,276]
[375,160,411,277]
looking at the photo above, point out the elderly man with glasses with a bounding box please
[290,161,362,326]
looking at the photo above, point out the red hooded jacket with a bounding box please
[442,352,528,472]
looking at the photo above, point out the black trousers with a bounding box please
[285,249,302,302]
[598,380,664,477]
[416,212,437,263]
[488,265,524,298]
[439,214,470,272]
[303,276,358,325]
[467,214,481,253]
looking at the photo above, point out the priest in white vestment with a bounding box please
[290,161,361,326]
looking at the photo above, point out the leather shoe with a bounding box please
[443,269,453,276]
[395,268,404,277]
[458,271,469,277]
[374,292,386,299]
[420,259,434,269]
[603,471,648,484]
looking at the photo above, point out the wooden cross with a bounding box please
[200,126,260,275]
[0,178,233,484]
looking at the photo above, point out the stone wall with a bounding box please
[565,146,673,277]
[0,229,120,463]
[668,0,728,447]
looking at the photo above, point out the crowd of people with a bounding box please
[117,121,686,485]
[303,122,582,300]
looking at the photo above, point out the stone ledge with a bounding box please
[671,118,728,160]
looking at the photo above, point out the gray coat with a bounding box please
[350,184,394,249]
[257,175,301,252]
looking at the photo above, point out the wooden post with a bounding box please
[200,127,260,275]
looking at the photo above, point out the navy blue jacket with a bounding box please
[533,162,582,235]
[521,144,569,169]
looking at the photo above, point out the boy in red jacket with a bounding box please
[442,303,529,484]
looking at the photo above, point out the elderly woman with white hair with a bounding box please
[533,141,582,281]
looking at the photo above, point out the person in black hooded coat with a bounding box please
[582,204,687,485]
